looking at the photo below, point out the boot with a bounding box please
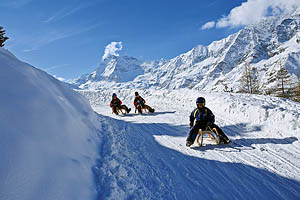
[186,140,193,147]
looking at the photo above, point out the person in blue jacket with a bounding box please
[186,97,231,147]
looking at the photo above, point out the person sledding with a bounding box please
[110,93,131,115]
[133,92,155,114]
[186,97,231,147]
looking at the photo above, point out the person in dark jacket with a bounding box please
[186,97,231,147]
[110,93,131,115]
[133,92,155,114]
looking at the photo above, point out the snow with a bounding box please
[79,89,300,199]
[73,13,300,93]
[2,11,300,200]
[1,46,300,199]
[0,48,100,200]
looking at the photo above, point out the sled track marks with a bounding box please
[217,118,300,179]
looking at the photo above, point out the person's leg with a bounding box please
[137,105,142,114]
[211,124,231,143]
[113,106,118,115]
[186,123,202,146]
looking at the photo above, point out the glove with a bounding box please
[189,122,193,128]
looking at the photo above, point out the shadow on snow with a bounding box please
[93,113,300,200]
[117,111,177,117]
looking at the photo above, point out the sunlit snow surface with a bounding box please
[0,48,100,200]
[81,89,300,200]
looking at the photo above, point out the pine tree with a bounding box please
[275,60,293,98]
[294,70,300,102]
[239,63,260,94]
[0,26,9,47]
[297,81,300,102]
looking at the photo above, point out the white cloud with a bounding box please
[201,21,216,30]
[201,0,300,30]
[102,41,123,60]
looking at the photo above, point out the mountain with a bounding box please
[0,48,100,200]
[2,37,300,200]
[72,55,147,89]
[72,12,300,93]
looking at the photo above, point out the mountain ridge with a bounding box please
[72,13,300,93]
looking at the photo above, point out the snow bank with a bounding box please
[0,48,99,200]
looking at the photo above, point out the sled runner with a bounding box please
[195,127,221,147]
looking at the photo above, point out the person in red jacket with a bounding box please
[133,92,155,114]
[110,93,131,115]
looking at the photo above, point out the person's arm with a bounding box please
[207,108,215,124]
[189,109,195,128]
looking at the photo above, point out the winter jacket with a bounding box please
[110,98,122,108]
[190,107,215,125]
[134,96,145,108]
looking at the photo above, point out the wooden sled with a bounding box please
[135,105,154,114]
[112,106,128,115]
[195,127,221,147]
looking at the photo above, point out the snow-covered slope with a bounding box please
[73,13,300,92]
[2,45,300,199]
[0,48,99,200]
[80,89,300,199]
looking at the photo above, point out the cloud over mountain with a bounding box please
[102,41,123,60]
[202,0,300,29]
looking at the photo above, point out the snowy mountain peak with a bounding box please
[73,12,300,93]
[101,55,143,81]
[72,55,145,89]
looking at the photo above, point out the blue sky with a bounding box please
[1,0,299,80]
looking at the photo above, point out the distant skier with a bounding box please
[133,92,155,114]
[186,97,231,147]
[110,93,131,115]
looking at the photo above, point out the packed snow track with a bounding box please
[80,89,300,200]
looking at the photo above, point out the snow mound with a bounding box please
[0,48,99,200]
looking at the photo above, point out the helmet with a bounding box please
[135,91,139,96]
[112,93,117,98]
[196,97,205,104]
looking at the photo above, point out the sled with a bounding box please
[113,106,129,115]
[135,105,154,114]
[195,127,221,147]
